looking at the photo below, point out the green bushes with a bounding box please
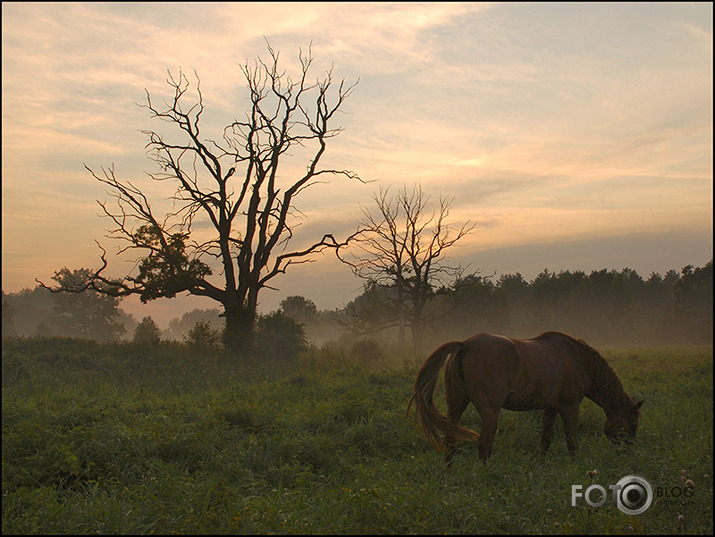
[255,311,308,361]
[133,316,162,344]
[349,338,385,366]
[185,320,222,348]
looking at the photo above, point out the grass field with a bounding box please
[2,337,712,534]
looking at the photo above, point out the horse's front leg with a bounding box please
[559,404,580,456]
[540,408,558,453]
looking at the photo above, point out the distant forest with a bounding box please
[2,260,712,348]
[429,261,712,346]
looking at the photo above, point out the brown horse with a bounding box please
[407,331,642,464]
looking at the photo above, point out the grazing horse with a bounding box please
[407,331,642,464]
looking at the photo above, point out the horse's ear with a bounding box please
[633,400,643,410]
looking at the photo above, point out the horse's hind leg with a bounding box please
[444,362,470,467]
[476,408,500,461]
[540,408,558,453]
[559,404,580,456]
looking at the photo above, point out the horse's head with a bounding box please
[604,399,643,443]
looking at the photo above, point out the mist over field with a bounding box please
[3,260,711,355]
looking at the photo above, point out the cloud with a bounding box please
[281,3,495,73]
[1,1,711,327]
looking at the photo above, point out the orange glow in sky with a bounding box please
[2,2,712,326]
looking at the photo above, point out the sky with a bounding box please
[2,2,713,328]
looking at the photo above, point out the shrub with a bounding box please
[185,321,222,348]
[349,339,384,366]
[255,311,307,361]
[133,316,161,344]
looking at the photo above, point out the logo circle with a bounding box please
[615,475,653,515]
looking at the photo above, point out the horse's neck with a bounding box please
[587,387,629,416]
[583,352,631,415]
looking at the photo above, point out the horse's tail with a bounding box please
[406,341,479,451]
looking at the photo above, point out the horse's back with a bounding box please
[462,332,522,368]
[459,333,522,401]
[463,332,517,349]
[461,331,571,362]
[459,331,589,410]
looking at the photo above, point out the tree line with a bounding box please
[336,260,713,348]
[5,259,711,349]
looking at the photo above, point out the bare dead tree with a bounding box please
[337,184,475,351]
[37,43,359,350]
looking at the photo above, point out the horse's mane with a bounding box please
[535,332,631,410]
[567,334,632,410]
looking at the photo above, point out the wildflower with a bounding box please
[678,514,685,522]
[684,479,694,489]
[587,470,598,478]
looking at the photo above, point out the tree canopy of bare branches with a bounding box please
[337,184,475,351]
[38,43,359,350]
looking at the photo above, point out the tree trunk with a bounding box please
[410,318,425,354]
[397,282,406,348]
[398,305,406,349]
[222,301,257,354]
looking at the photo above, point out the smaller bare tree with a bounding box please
[337,184,475,351]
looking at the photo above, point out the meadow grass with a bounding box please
[2,338,712,534]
